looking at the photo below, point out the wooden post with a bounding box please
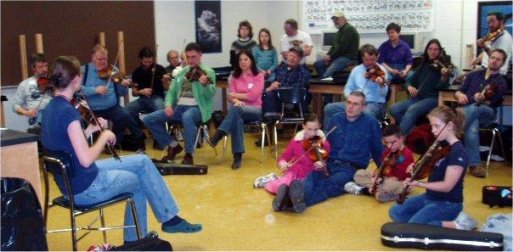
[117,31,129,105]
[465,44,474,70]
[98,32,106,47]
[19,34,28,80]
[35,33,44,54]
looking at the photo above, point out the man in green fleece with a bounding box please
[314,11,360,79]
[143,42,216,165]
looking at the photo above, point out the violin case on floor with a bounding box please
[152,159,208,175]
[381,222,503,251]
[482,185,512,208]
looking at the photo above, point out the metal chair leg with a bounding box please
[273,121,279,158]
[222,136,228,161]
[99,208,107,243]
[127,198,142,240]
[485,129,497,172]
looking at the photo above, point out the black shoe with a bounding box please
[272,184,289,211]
[231,153,242,170]
[254,138,270,147]
[289,180,306,213]
[181,153,194,165]
[161,144,183,162]
[209,130,226,148]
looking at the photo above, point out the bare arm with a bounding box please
[68,120,116,167]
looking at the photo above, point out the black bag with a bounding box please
[482,185,513,208]
[111,231,172,251]
[1,177,48,251]
[381,222,503,251]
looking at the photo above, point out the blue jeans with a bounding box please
[389,194,462,227]
[389,97,438,135]
[125,96,164,123]
[303,160,358,207]
[387,63,414,83]
[314,56,353,79]
[323,102,385,128]
[74,154,179,241]
[143,105,201,154]
[262,90,309,115]
[218,105,261,154]
[462,104,495,166]
[94,105,144,143]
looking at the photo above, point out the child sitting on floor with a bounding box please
[347,124,413,202]
[260,113,331,211]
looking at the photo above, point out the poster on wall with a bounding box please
[302,0,434,34]
[195,0,221,53]
[477,1,512,47]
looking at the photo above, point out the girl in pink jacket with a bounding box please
[265,113,331,194]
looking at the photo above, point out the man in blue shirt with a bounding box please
[454,49,507,178]
[273,91,383,213]
[323,44,388,125]
[262,46,311,117]
[81,44,145,152]
[378,22,413,83]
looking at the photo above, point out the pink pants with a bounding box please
[264,172,298,194]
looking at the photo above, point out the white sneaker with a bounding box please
[344,182,363,195]
[253,173,278,188]
[454,212,478,231]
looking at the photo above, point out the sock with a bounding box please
[165,215,183,226]
[169,140,178,148]
[454,222,464,230]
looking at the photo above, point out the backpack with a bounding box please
[405,123,435,154]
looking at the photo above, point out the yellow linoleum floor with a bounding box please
[44,131,513,251]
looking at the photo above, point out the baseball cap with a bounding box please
[331,11,345,19]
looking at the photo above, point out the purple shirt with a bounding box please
[459,69,507,108]
[377,40,413,66]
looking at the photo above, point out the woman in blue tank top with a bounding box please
[41,56,202,244]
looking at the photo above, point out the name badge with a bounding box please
[248,83,254,89]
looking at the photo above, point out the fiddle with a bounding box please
[365,65,386,86]
[482,29,503,43]
[302,135,330,176]
[185,66,212,83]
[429,53,454,77]
[370,149,399,195]
[397,124,450,204]
[98,65,137,87]
[476,84,498,106]
[71,92,121,161]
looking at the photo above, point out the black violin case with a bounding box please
[152,160,208,175]
[381,222,503,251]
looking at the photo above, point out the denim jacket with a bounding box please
[326,110,383,169]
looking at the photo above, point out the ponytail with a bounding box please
[428,105,465,138]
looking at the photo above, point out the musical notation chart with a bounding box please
[303,0,434,34]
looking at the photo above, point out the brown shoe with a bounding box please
[181,153,194,165]
[161,144,183,162]
[469,165,486,178]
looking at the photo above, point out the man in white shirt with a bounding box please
[280,18,313,65]
[472,11,512,74]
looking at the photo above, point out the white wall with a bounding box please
[2,0,511,132]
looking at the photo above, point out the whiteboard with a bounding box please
[302,0,434,34]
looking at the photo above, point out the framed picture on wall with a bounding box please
[477,1,512,53]
[195,0,221,53]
